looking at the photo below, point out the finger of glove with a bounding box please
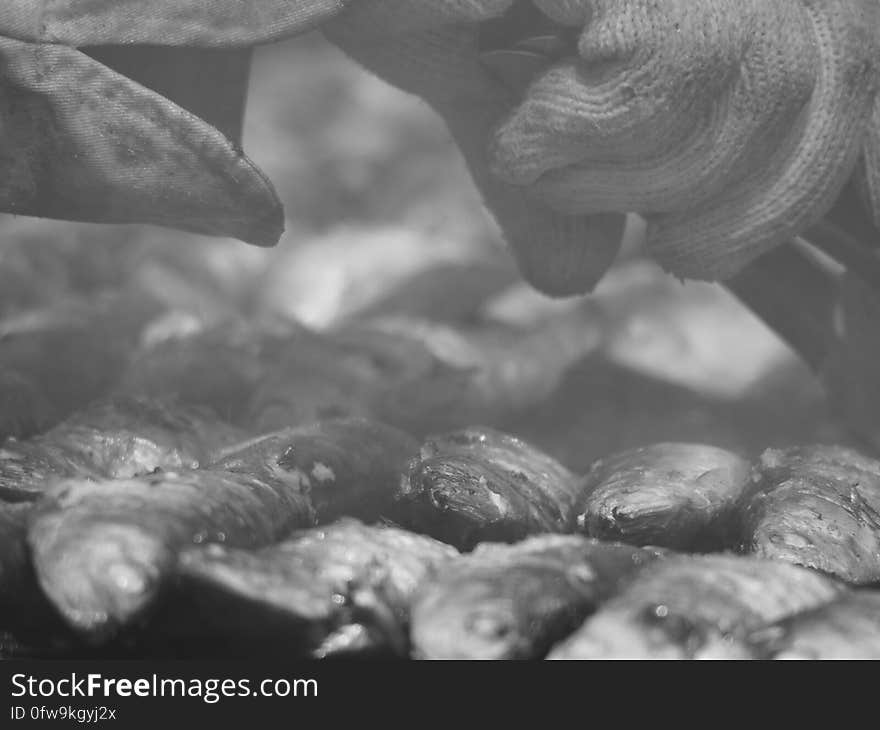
[327,20,625,295]
[0,37,282,245]
[445,103,626,296]
[649,1,880,280]
[0,0,346,47]
[489,1,812,199]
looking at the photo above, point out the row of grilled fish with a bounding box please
[2,392,880,658]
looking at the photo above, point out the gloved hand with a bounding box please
[4,1,878,291]
[321,1,627,296]
[0,1,627,297]
[485,0,880,280]
[0,1,345,247]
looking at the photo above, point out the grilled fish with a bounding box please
[176,519,457,657]
[28,467,314,639]
[211,418,418,523]
[50,396,244,476]
[118,322,292,424]
[0,439,97,504]
[391,427,581,550]
[0,396,243,502]
[244,329,377,434]
[339,313,601,436]
[0,291,162,437]
[740,445,880,583]
[578,443,751,550]
[548,554,842,659]
[410,535,663,659]
[746,590,880,659]
[252,307,601,436]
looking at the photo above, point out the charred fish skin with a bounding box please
[50,396,245,478]
[757,445,880,485]
[410,535,663,660]
[578,443,751,551]
[0,439,98,503]
[211,418,419,524]
[740,445,880,584]
[0,396,243,502]
[391,427,580,551]
[28,468,314,640]
[745,590,880,659]
[547,554,842,660]
[176,519,458,657]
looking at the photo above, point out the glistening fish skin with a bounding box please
[392,427,580,550]
[547,554,842,659]
[177,519,458,657]
[28,468,314,640]
[0,397,243,502]
[0,440,98,504]
[211,418,418,524]
[410,535,663,660]
[578,443,751,550]
[745,591,880,659]
[740,445,880,584]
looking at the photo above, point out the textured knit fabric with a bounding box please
[486,0,880,278]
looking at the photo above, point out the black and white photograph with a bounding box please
[1,0,880,695]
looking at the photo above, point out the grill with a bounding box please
[2,3,880,661]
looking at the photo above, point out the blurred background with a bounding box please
[0,32,854,470]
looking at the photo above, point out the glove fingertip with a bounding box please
[502,209,626,297]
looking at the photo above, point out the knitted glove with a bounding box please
[322,1,627,295]
[487,0,880,280]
